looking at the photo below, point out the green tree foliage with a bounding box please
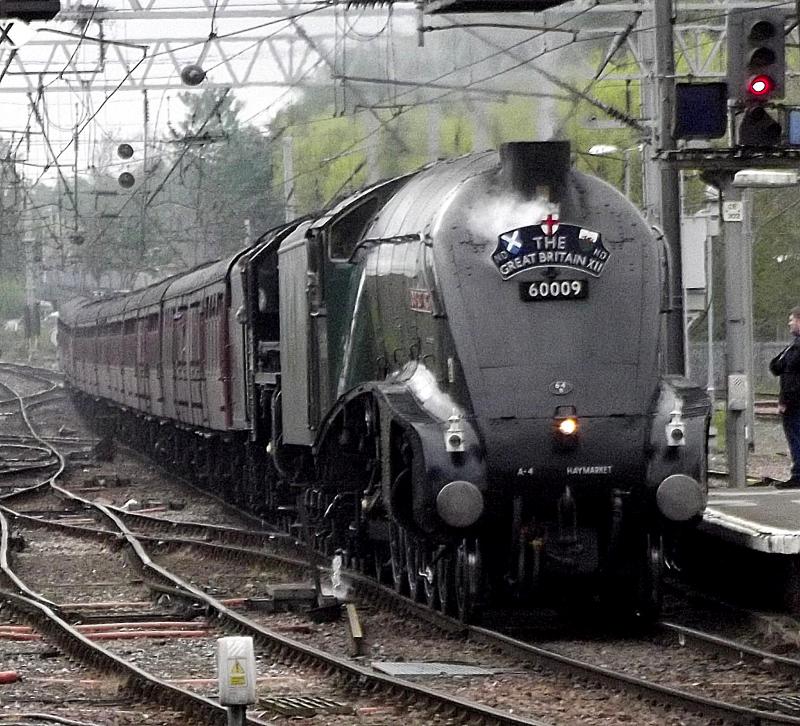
[63,89,286,288]
[555,60,644,204]
[271,31,695,217]
[36,22,795,342]
[288,114,368,213]
[0,150,25,276]
[486,98,538,147]
[379,107,429,177]
[752,188,800,340]
[68,166,147,288]
[0,275,24,319]
[162,89,284,256]
[271,95,553,217]
[440,110,474,157]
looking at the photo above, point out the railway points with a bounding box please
[6,362,800,724]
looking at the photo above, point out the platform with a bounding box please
[701,487,800,555]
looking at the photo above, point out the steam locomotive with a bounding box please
[59,141,711,620]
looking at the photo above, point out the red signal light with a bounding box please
[748,74,774,97]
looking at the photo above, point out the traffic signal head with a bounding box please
[737,105,782,147]
[727,8,786,103]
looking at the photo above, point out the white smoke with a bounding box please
[467,194,553,241]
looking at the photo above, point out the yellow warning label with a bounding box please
[229,659,246,687]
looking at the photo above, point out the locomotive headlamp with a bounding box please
[557,417,578,436]
[553,406,579,448]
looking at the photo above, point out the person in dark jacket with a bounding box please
[769,306,800,488]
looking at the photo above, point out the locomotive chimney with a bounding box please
[499,141,571,201]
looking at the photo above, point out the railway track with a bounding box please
[13,485,800,726]
[0,491,549,726]
[0,365,74,497]
[0,367,548,725]
[0,598,191,726]
[5,362,800,724]
[0,362,64,411]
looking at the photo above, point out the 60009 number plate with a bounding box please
[520,279,587,301]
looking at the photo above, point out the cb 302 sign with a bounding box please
[519,279,587,302]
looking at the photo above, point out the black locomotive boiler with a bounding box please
[59,141,711,620]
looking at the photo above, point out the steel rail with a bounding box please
[0,433,97,445]
[113,443,284,533]
[91,499,553,726]
[0,461,60,476]
[0,510,61,607]
[6,479,551,726]
[0,505,456,635]
[19,503,800,725]
[0,362,64,377]
[105,504,290,548]
[0,590,269,726]
[0,365,62,407]
[466,625,800,726]
[18,495,800,724]
[0,407,554,726]
[0,511,269,725]
[0,376,69,501]
[18,364,800,722]
[658,620,800,677]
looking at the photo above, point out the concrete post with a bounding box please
[227,705,246,726]
[721,177,748,488]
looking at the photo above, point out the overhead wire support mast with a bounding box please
[652,0,684,377]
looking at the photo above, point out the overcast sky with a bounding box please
[1,0,416,182]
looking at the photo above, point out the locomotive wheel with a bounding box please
[372,545,388,584]
[421,548,438,609]
[405,534,422,601]
[636,533,664,620]
[436,554,454,614]
[389,522,406,594]
[455,538,482,622]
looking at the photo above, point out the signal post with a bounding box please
[668,6,795,488]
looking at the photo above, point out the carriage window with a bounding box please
[328,196,380,261]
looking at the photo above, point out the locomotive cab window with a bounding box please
[328,196,380,261]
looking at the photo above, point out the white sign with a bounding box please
[216,636,256,706]
[680,216,708,290]
[0,20,34,48]
[722,201,743,222]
